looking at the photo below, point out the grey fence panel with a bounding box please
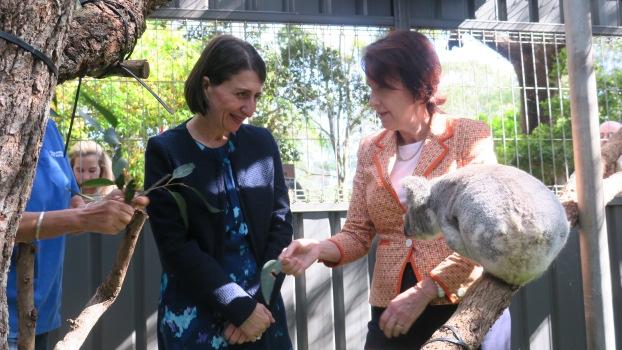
[299,212,336,350]
[56,202,622,349]
[141,224,163,350]
[607,197,622,348]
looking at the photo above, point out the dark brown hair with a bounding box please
[185,35,266,115]
[363,30,445,117]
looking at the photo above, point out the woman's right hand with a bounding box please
[239,303,274,340]
[278,238,322,276]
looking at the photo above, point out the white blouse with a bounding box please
[389,140,424,205]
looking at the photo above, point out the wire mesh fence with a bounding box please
[52,20,622,203]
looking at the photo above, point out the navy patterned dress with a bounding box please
[157,140,292,350]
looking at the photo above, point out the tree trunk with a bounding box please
[0,2,77,346]
[1,1,166,348]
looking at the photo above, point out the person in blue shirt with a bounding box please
[8,119,147,350]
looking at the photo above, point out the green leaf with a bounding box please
[124,179,136,204]
[81,178,115,188]
[77,111,104,134]
[112,148,128,179]
[114,171,126,190]
[81,92,119,127]
[104,128,121,147]
[177,184,222,214]
[112,158,129,179]
[171,163,195,180]
[260,259,282,305]
[165,189,188,228]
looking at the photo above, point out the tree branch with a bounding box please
[58,0,168,83]
[53,210,148,350]
[422,128,622,349]
[17,243,37,350]
[421,274,518,350]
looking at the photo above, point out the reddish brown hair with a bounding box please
[363,30,444,117]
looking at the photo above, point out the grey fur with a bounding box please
[402,164,569,286]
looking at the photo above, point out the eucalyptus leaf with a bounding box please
[171,163,195,180]
[260,259,282,305]
[81,92,119,127]
[124,179,136,204]
[114,171,126,190]
[104,128,121,147]
[112,148,129,179]
[165,189,188,228]
[77,111,104,134]
[81,178,115,188]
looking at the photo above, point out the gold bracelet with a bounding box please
[34,211,45,241]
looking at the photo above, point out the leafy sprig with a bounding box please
[82,162,220,228]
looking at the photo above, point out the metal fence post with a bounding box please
[563,0,617,349]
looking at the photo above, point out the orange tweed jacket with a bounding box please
[326,115,497,307]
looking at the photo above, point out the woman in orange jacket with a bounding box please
[279,30,510,349]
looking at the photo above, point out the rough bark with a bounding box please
[16,243,36,350]
[58,0,168,83]
[0,1,77,346]
[424,128,622,349]
[53,210,147,350]
[421,274,519,350]
[2,1,166,348]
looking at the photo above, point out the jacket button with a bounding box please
[406,239,413,247]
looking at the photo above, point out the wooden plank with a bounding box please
[292,213,308,350]
[339,214,371,350]
[302,212,336,350]
[328,213,346,350]
[607,204,622,348]
[549,230,587,350]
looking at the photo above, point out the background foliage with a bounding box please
[52,22,622,197]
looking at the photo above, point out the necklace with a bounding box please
[396,141,424,162]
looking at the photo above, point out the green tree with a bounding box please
[267,25,381,190]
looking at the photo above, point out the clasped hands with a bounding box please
[223,303,275,345]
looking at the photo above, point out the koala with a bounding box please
[402,164,569,286]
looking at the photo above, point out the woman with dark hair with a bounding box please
[279,30,510,349]
[145,35,293,349]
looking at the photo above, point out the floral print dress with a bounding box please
[157,140,292,350]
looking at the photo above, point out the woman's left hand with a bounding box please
[104,189,149,209]
[223,323,252,344]
[379,278,438,338]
